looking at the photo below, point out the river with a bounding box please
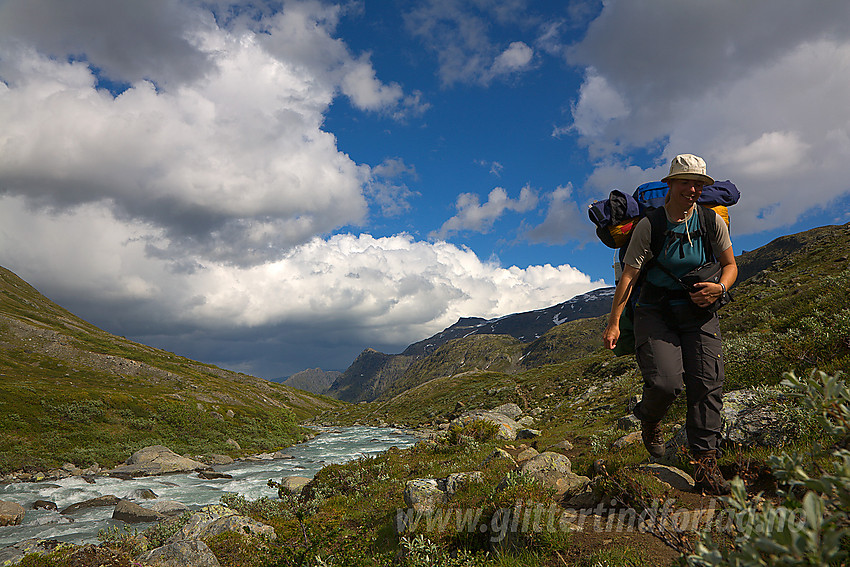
[0,426,416,548]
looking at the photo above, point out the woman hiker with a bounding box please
[603,153,738,496]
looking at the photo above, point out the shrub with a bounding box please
[446,420,500,445]
[687,370,850,566]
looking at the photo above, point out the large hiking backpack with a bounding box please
[589,180,739,249]
[588,180,740,355]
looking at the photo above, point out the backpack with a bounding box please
[588,181,740,356]
[589,180,739,248]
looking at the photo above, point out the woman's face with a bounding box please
[668,178,704,209]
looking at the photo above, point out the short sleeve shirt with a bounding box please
[623,207,732,271]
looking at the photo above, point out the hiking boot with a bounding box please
[693,450,731,495]
[641,420,665,458]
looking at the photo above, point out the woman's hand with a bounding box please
[603,321,620,350]
[690,282,722,308]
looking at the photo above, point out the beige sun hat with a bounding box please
[661,153,715,186]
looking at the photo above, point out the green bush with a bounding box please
[688,370,850,566]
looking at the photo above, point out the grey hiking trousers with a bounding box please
[632,305,724,453]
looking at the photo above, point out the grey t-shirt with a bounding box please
[623,207,732,271]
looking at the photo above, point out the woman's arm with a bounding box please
[603,264,641,350]
[690,246,737,308]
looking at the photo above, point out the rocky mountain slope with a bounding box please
[326,287,614,402]
[0,266,341,473]
[280,367,341,395]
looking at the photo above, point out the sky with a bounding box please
[1,0,849,379]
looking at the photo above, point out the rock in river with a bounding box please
[108,445,211,478]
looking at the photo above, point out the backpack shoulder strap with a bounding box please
[697,205,717,262]
[647,206,668,259]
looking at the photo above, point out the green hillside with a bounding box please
[0,266,343,473]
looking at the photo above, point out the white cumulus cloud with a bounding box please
[432,185,539,238]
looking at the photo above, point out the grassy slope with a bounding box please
[0,266,343,473]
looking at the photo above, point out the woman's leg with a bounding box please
[681,315,724,452]
[633,306,684,422]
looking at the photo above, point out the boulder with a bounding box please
[519,452,590,497]
[192,514,277,541]
[273,450,294,459]
[403,479,446,512]
[139,540,221,567]
[492,403,523,420]
[548,439,573,451]
[32,499,58,511]
[61,494,120,515]
[444,472,483,497]
[612,431,642,449]
[515,447,539,463]
[637,464,695,492]
[109,445,210,477]
[203,454,234,466]
[131,488,158,500]
[31,511,74,526]
[150,500,190,517]
[226,438,241,450]
[516,416,535,427]
[516,428,540,440]
[167,506,275,543]
[113,499,165,523]
[0,500,25,526]
[280,476,311,494]
[168,505,236,542]
[616,414,641,431]
[553,473,592,498]
[520,451,572,478]
[721,389,795,447]
[198,471,233,480]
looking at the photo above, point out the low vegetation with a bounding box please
[5,223,850,566]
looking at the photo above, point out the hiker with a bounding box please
[602,154,738,495]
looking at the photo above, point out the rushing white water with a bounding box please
[0,426,416,548]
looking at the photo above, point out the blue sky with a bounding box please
[1,0,849,379]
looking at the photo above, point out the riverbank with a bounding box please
[0,426,417,551]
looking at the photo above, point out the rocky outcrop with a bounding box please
[0,500,25,526]
[139,540,221,567]
[108,445,211,478]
